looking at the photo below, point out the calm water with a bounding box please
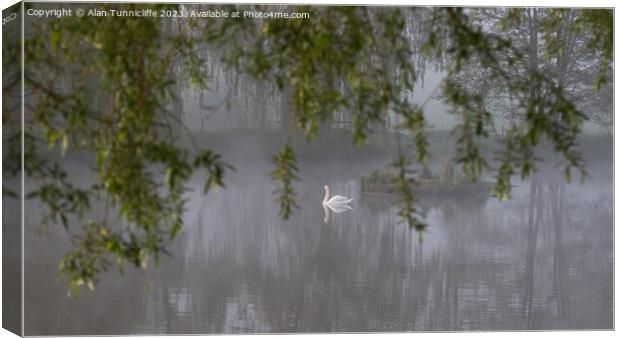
[23,158,613,334]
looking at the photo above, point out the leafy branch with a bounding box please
[270,144,299,220]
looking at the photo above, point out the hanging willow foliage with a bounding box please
[2,4,612,294]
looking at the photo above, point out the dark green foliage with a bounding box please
[433,8,593,199]
[193,150,235,194]
[11,3,234,294]
[26,164,91,229]
[58,221,167,296]
[270,144,299,219]
[391,155,426,234]
[574,9,613,89]
[3,4,612,293]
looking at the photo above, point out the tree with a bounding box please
[2,4,612,294]
[447,8,613,134]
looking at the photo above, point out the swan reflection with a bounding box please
[322,185,353,223]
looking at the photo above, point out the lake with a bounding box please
[23,154,613,334]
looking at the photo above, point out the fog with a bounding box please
[11,4,613,335]
[21,120,613,333]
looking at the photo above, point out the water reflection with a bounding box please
[24,163,613,334]
[323,203,353,223]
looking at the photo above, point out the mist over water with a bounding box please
[23,132,612,334]
[16,5,612,333]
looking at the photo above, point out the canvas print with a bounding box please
[1,2,614,335]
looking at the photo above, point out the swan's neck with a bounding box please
[323,187,330,204]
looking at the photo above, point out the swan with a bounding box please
[323,185,353,206]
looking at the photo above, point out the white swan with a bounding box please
[323,185,353,206]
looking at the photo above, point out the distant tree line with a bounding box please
[2,4,612,294]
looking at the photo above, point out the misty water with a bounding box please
[6,5,612,335]
[22,137,612,334]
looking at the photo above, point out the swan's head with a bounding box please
[324,185,329,190]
